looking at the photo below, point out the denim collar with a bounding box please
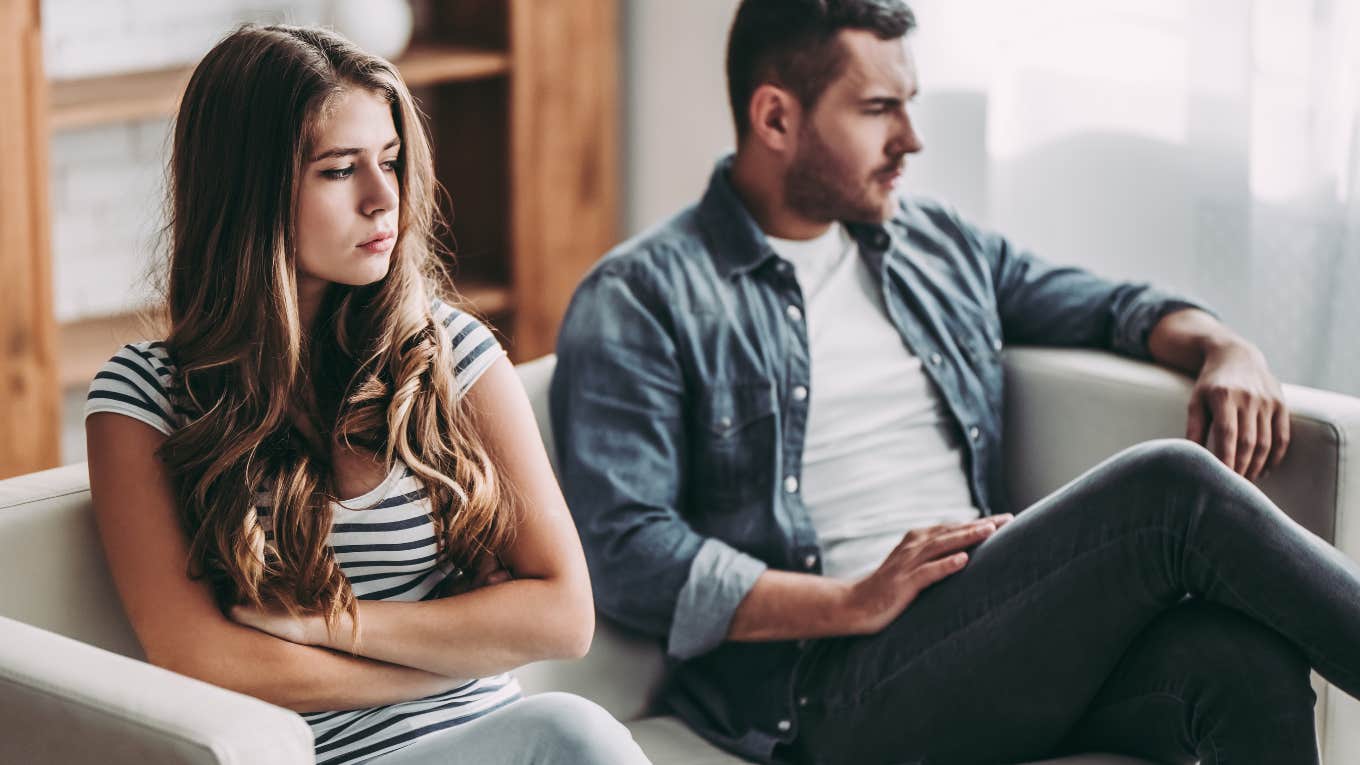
[696,153,898,280]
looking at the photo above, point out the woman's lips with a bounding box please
[358,232,395,253]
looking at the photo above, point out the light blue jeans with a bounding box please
[368,692,651,764]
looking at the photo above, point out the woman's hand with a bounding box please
[229,603,328,646]
[437,555,515,597]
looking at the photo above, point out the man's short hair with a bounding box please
[725,0,916,139]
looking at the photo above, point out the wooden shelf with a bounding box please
[49,44,511,131]
[59,310,165,391]
[398,45,510,88]
[457,282,514,316]
[58,283,512,391]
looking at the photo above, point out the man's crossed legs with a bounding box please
[787,440,1351,765]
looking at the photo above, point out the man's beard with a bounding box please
[783,125,886,224]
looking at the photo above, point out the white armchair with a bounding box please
[1,348,1356,764]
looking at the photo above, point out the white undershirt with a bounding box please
[767,224,980,581]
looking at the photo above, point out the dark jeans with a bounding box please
[785,439,1355,765]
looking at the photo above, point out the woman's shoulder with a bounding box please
[84,340,183,437]
[430,296,506,395]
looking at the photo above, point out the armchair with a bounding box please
[0,348,1355,764]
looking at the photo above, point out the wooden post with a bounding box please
[0,0,60,476]
[509,0,620,360]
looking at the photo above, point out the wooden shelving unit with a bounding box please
[49,44,512,130]
[6,0,619,475]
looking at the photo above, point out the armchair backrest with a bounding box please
[4,349,1357,729]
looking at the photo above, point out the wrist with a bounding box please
[833,579,872,636]
[1199,333,1262,371]
[1200,332,1246,358]
[313,610,356,650]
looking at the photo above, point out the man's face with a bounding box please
[784,30,923,224]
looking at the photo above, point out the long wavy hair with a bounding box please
[157,24,516,630]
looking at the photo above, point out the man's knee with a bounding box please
[1117,438,1226,487]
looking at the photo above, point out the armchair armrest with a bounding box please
[1001,346,1360,765]
[0,616,313,765]
[1001,347,1360,541]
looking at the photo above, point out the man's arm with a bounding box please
[552,257,1016,651]
[1148,308,1289,481]
[957,208,1206,359]
[551,261,767,660]
[726,517,1010,641]
[951,206,1287,479]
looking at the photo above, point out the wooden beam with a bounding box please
[509,0,620,360]
[0,0,60,476]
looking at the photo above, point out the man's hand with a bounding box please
[843,515,1012,635]
[1186,340,1289,481]
[1147,308,1290,482]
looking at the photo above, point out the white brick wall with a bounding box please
[43,0,325,321]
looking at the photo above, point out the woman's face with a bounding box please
[295,86,402,298]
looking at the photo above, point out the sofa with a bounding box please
[1,347,1357,764]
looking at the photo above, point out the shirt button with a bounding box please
[783,475,799,494]
[798,695,810,707]
[992,338,1003,351]
[803,553,817,569]
[792,385,808,401]
[930,353,942,366]
[717,416,732,430]
[777,719,792,733]
[786,304,803,322]
[873,231,890,249]
[969,426,982,442]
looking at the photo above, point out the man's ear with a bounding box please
[747,83,800,154]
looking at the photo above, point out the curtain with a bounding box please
[906,0,1360,395]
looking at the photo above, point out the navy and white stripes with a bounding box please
[85,299,519,764]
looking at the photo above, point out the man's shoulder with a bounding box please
[582,203,715,288]
[891,194,970,236]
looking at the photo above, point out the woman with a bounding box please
[84,24,650,765]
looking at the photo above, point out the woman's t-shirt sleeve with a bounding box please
[432,298,507,397]
[84,342,179,436]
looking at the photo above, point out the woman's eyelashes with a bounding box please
[321,159,401,180]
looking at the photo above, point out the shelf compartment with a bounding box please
[49,44,511,131]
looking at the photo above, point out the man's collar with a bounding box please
[696,153,898,280]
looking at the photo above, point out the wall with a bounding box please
[43,0,324,322]
[619,1,1359,397]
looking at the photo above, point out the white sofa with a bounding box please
[1,348,1357,764]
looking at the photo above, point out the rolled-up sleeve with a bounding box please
[550,262,766,660]
[954,209,1214,359]
[669,537,768,659]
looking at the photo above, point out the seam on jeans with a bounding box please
[1180,540,1359,694]
[825,526,1182,711]
[1071,690,1201,761]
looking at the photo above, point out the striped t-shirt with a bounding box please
[85,299,523,764]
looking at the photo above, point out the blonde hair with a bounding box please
[158,24,516,629]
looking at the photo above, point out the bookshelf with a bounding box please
[2,0,619,477]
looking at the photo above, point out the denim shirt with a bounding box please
[549,156,1209,762]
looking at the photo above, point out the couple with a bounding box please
[86,2,1360,764]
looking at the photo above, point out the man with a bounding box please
[550,2,1360,763]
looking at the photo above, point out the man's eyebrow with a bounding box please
[310,137,402,162]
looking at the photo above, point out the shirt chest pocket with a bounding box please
[689,381,778,509]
